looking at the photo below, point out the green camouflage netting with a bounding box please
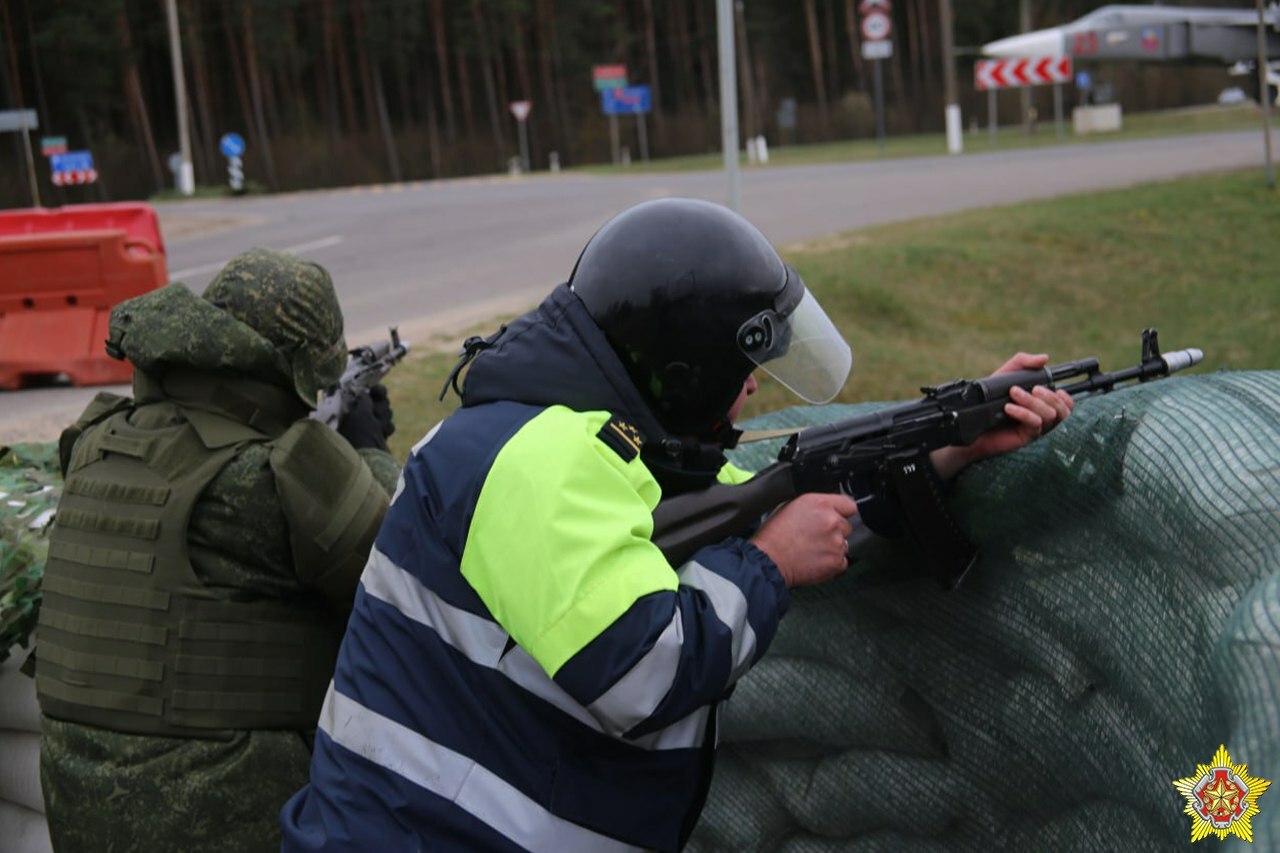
[0,443,59,663]
[691,370,1280,852]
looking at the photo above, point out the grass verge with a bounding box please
[581,105,1275,174]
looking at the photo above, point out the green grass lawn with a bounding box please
[384,167,1279,460]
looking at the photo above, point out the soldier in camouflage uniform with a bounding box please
[34,248,400,853]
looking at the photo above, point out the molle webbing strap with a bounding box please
[38,409,344,736]
[47,540,154,574]
[54,508,161,541]
[37,643,165,682]
[41,573,171,612]
[39,609,168,647]
[62,476,171,506]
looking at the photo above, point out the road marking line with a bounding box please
[169,235,344,281]
[280,234,345,254]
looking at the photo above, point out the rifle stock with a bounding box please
[651,328,1202,588]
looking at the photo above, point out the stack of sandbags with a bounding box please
[691,370,1280,852]
[1,645,51,853]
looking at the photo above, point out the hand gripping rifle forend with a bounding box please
[311,327,411,429]
[650,328,1203,589]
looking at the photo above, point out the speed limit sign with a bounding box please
[861,10,892,41]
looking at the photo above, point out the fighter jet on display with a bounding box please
[982,4,1280,101]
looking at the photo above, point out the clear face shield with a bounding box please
[735,269,852,404]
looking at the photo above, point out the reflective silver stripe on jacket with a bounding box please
[319,685,647,853]
[359,547,710,750]
[676,561,759,683]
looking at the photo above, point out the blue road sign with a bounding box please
[1076,71,1093,90]
[601,86,651,116]
[50,151,94,174]
[220,132,246,158]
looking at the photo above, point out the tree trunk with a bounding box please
[116,10,166,192]
[317,0,342,141]
[916,0,935,102]
[640,0,663,134]
[535,0,564,158]
[823,0,840,102]
[455,38,477,141]
[470,0,507,165]
[693,0,717,122]
[350,0,380,131]
[844,0,868,94]
[803,0,831,137]
[510,8,537,164]
[373,64,402,182]
[669,0,696,114]
[904,0,921,105]
[431,0,458,141]
[240,2,279,189]
[329,0,360,133]
[419,51,444,177]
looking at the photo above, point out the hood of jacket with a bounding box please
[461,284,729,493]
[106,282,298,394]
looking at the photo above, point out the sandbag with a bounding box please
[0,646,40,732]
[0,800,53,853]
[691,370,1280,852]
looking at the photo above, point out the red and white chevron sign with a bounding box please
[51,169,98,186]
[975,56,1073,90]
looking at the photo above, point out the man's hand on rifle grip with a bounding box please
[750,492,859,588]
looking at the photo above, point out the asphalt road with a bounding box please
[0,129,1266,442]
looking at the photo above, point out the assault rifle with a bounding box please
[652,329,1202,589]
[312,327,410,429]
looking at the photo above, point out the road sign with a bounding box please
[861,10,892,41]
[219,132,246,158]
[975,57,1073,91]
[0,109,37,132]
[592,64,628,91]
[41,136,67,156]
[50,150,97,185]
[862,40,894,60]
[601,86,651,115]
[509,101,532,122]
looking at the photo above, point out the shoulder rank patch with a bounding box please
[597,416,644,462]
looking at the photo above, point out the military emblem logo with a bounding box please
[1173,745,1271,842]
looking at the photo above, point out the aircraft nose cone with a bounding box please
[982,29,1066,59]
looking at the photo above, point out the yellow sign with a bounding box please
[1173,745,1271,842]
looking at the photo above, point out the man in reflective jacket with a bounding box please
[281,200,1071,852]
[36,249,399,853]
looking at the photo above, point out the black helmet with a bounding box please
[570,197,851,437]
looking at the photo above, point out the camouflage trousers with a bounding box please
[41,717,312,853]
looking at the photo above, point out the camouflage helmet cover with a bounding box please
[202,248,347,405]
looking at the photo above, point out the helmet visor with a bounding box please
[736,286,852,404]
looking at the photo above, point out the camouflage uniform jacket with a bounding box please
[39,259,400,853]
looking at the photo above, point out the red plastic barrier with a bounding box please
[0,202,167,259]
[0,204,168,390]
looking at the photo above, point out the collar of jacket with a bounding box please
[460,283,727,494]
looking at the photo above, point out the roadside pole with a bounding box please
[940,0,963,154]
[164,0,195,196]
[18,110,39,207]
[716,0,741,212]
